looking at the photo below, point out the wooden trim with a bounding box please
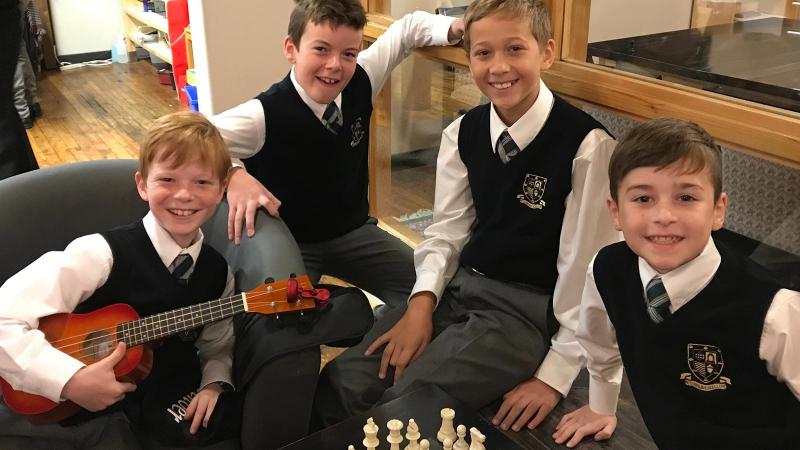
[562,0,590,61]
[367,37,393,218]
[544,60,800,167]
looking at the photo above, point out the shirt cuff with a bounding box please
[534,349,584,397]
[410,270,447,308]
[200,359,233,391]
[31,348,84,402]
[430,14,458,46]
[589,376,621,415]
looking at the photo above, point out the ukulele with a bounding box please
[0,274,330,424]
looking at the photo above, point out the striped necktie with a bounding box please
[645,275,671,323]
[170,254,193,285]
[322,102,343,135]
[496,130,520,164]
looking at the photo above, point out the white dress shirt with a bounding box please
[412,80,621,397]
[0,212,235,402]
[211,11,457,159]
[577,237,800,415]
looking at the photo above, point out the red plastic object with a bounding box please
[166,0,189,105]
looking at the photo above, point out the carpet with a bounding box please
[395,209,433,234]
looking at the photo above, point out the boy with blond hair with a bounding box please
[0,111,237,448]
[214,0,463,311]
[555,118,800,449]
[314,0,620,431]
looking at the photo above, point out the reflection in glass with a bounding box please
[585,0,800,112]
[386,54,481,235]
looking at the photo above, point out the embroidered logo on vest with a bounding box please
[517,174,547,209]
[350,117,365,147]
[679,343,731,391]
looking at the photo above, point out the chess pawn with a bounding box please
[443,437,454,450]
[347,446,355,450]
[468,427,486,450]
[453,425,469,450]
[387,418,404,450]
[404,418,420,450]
[419,439,430,450]
[363,417,379,450]
[437,408,457,443]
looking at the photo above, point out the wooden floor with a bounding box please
[26,60,182,168]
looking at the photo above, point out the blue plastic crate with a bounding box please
[183,85,199,112]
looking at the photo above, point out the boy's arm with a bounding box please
[211,101,282,243]
[194,268,236,390]
[410,115,475,304]
[0,234,113,401]
[760,288,800,401]
[364,117,473,380]
[534,129,620,395]
[358,11,461,100]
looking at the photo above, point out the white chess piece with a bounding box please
[454,424,469,450]
[404,418,420,450]
[437,408,457,443]
[419,439,430,450]
[443,437,454,450]
[387,419,404,450]
[347,446,355,450]
[468,427,486,450]
[363,417,379,450]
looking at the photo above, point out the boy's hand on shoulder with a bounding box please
[448,18,465,43]
[226,167,281,245]
[61,342,136,412]
[492,377,560,432]
[184,382,224,434]
[365,292,435,383]
[553,405,617,448]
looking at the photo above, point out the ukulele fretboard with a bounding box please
[119,296,245,346]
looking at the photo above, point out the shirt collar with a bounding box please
[142,211,205,269]
[638,237,721,311]
[489,80,554,154]
[290,66,342,122]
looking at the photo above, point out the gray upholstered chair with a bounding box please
[0,159,305,288]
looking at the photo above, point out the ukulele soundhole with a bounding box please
[83,330,115,362]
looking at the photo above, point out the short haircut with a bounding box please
[139,111,230,184]
[287,0,367,46]
[609,118,723,201]
[463,0,552,52]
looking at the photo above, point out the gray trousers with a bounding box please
[314,267,553,425]
[13,38,38,121]
[299,218,415,309]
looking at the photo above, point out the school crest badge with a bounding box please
[517,174,547,209]
[350,117,365,147]
[679,343,731,391]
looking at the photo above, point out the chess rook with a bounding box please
[437,407,457,443]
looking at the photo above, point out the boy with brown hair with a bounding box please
[555,118,800,449]
[0,111,237,449]
[313,0,620,431]
[213,0,463,311]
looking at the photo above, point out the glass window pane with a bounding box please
[383,54,481,235]
[585,0,800,112]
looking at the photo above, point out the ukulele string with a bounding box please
[46,286,308,356]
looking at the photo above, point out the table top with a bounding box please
[588,17,800,111]
[278,384,528,450]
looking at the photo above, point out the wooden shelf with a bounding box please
[123,5,168,33]
[122,0,172,64]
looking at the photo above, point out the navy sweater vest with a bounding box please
[458,96,607,289]
[245,66,373,243]
[75,222,228,409]
[593,242,799,449]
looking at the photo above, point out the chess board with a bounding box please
[279,385,525,450]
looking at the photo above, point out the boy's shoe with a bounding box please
[30,103,42,118]
[22,116,33,129]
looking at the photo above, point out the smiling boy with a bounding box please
[313,0,620,430]
[213,0,463,311]
[0,112,237,448]
[555,118,800,449]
